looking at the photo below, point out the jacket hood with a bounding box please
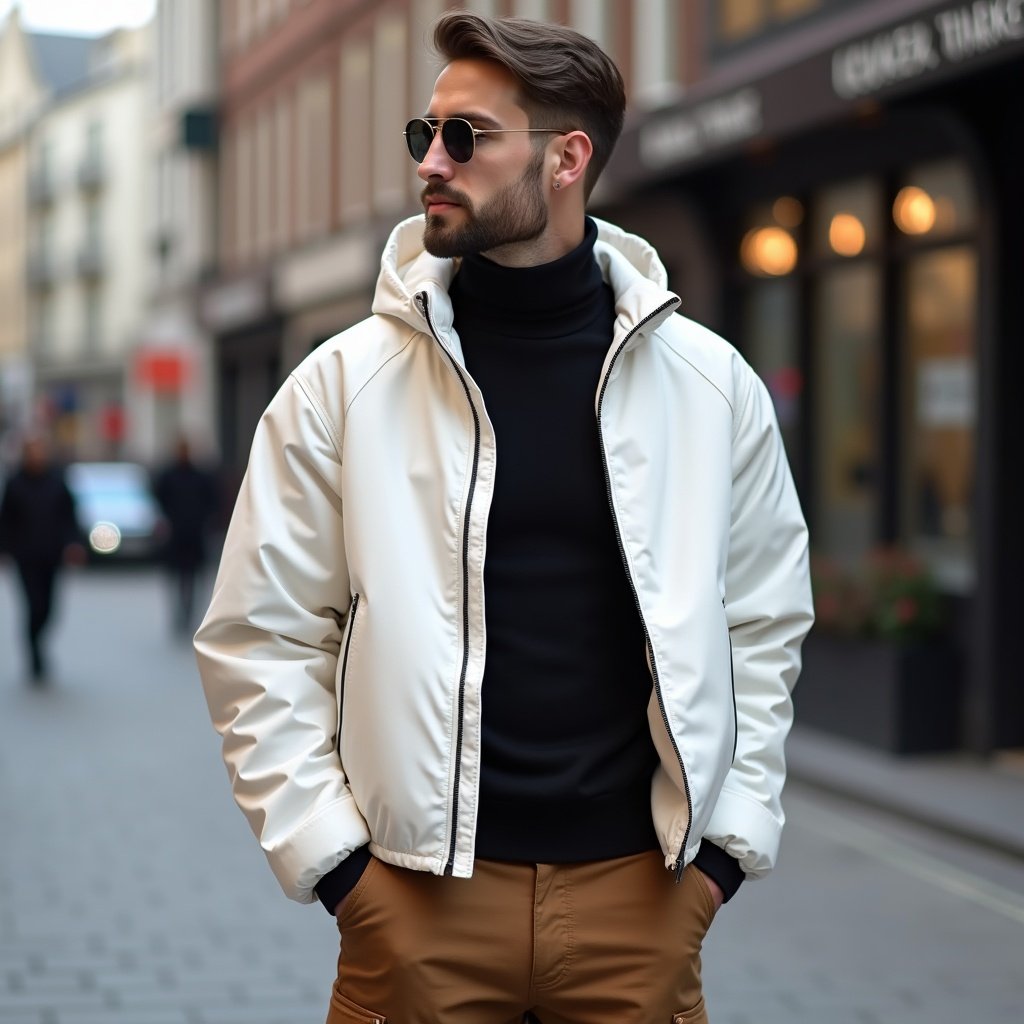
[372,214,678,344]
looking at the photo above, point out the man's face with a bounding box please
[417,59,550,260]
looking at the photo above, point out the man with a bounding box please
[196,12,813,1023]
[152,437,217,635]
[0,435,82,683]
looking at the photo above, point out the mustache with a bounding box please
[421,185,471,208]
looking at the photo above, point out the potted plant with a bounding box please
[797,547,962,753]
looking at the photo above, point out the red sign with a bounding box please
[136,350,188,393]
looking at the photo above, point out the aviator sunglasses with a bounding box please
[403,117,567,164]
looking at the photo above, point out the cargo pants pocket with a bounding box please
[326,986,387,1024]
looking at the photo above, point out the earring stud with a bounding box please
[553,180,561,190]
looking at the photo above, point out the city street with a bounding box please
[1,566,1022,1024]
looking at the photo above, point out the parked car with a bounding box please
[65,461,165,562]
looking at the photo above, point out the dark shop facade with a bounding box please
[601,0,1024,752]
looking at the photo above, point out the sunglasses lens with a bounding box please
[441,119,475,163]
[405,119,433,162]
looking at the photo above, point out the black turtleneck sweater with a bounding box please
[451,220,660,862]
[314,221,743,915]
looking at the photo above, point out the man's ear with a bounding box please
[552,130,593,190]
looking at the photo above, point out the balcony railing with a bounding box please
[27,168,55,205]
[77,237,105,278]
[77,152,105,190]
[27,252,56,289]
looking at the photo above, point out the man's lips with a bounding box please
[424,195,461,212]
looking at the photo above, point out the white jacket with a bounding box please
[195,215,814,904]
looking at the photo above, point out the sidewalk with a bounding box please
[786,723,1024,860]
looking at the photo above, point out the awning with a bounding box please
[606,0,1024,191]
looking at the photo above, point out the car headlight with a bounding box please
[88,521,122,555]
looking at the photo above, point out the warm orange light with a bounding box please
[829,213,866,257]
[741,226,798,276]
[772,196,804,228]
[893,186,936,235]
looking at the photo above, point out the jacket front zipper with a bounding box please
[725,599,738,764]
[594,299,693,880]
[417,292,481,876]
[336,593,360,750]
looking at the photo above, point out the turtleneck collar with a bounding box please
[450,218,604,328]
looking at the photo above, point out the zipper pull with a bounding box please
[674,857,685,883]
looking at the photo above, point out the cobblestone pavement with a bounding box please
[2,566,1022,1024]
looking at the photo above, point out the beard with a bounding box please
[422,150,548,259]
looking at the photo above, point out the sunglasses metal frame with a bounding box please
[403,117,568,164]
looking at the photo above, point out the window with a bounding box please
[34,295,54,354]
[274,93,293,251]
[513,0,549,18]
[736,158,979,591]
[813,262,883,565]
[570,0,610,49]
[744,279,802,475]
[255,106,273,256]
[811,179,882,260]
[373,14,408,213]
[712,0,847,52]
[632,0,681,107]
[235,117,254,261]
[339,39,371,222]
[296,72,331,239]
[894,160,977,241]
[83,285,102,352]
[85,121,102,160]
[901,247,977,590]
[463,0,499,16]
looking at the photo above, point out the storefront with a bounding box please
[602,0,1024,751]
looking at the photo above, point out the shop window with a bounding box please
[744,280,802,473]
[812,178,882,260]
[813,264,883,565]
[740,198,802,277]
[735,157,978,593]
[894,160,977,240]
[901,247,977,591]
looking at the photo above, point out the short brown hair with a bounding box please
[433,11,625,200]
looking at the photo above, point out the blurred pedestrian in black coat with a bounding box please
[152,437,217,634]
[0,436,83,683]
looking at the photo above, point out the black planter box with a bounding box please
[795,633,963,754]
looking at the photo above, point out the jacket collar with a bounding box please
[372,215,680,360]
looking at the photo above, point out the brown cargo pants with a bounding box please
[325,849,717,1024]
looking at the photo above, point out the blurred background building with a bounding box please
[0,0,1021,754]
[200,0,687,474]
[25,25,151,461]
[146,0,219,461]
[0,5,66,457]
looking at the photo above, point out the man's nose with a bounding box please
[417,129,454,182]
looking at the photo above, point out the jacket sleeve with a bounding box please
[703,359,814,879]
[194,375,370,903]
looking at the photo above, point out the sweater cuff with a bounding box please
[693,839,745,903]
[314,844,372,915]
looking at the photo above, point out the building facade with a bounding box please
[25,27,152,461]
[602,0,1024,752]
[203,0,689,473]
[145,0,220,464]
[0,9,68,456]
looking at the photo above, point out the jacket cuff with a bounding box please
[693,839,745,903]
[314,844,372,915]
